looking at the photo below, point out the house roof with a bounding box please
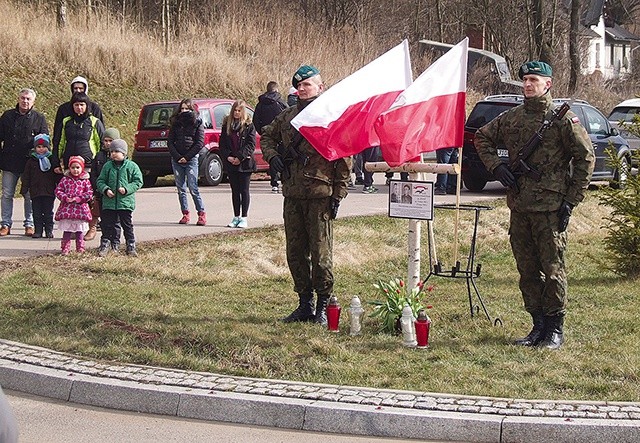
[605,24,640,42]
[580,0,605,27]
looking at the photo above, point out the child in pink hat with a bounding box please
[54,156,93,255]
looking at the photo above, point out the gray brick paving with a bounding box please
[1,337,640,442]
[3,338,639,422]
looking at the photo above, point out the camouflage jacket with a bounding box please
[261,99,351,200]
[475,93,594,212]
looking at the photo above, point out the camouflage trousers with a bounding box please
[509,211,568,316]
[283,197,333,297]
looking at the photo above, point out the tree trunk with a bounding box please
[57,0,67,29]
[568,0,581,94]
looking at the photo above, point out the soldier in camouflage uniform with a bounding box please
[261,65,352,325]
[475,61,594,350]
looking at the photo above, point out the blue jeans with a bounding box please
[171,157,204,213]
[435,148,459,192]
[1,171,33,228]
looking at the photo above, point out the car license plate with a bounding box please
[149,140,167,149]
[497,149,508,157]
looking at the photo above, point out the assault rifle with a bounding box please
[276,130,309,180]
[510,101,571,182]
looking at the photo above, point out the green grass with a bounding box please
[1,194,639,402]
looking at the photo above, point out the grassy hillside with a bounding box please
[0,0,635,147]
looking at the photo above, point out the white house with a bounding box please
[580,0,640,79]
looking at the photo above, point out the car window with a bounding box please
[213,104,232,129]
[466,102,517,129]
[199,108,213,129]
[140,104,177,130]
[609,107,640,123]
[582,106,608,135]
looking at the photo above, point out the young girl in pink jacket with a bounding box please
[54,156,93,255]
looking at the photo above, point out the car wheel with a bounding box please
[142,174,158,188]
[462,173,487,192]
[611,156,630,189]
[201,152,224,186]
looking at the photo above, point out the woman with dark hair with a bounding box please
[219,100,257,228]
[168,98,206,225]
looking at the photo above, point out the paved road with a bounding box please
[0,174,504,260]
[7,389,421,443]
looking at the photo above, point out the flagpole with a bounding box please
[452,146,463,265]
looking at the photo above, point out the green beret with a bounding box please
[292,65,320,88]
[518,61,552,79]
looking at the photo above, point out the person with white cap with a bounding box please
[52,75,105,170]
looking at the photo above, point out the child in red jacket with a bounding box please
[54,156,93,255]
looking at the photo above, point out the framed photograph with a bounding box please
[388,180,434,220]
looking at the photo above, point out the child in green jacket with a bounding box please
[95,139,143,257]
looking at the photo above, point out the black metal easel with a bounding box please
[421,203,502,326]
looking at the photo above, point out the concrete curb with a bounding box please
[1,340,639,442]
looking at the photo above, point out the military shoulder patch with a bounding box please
[571,116,581,124]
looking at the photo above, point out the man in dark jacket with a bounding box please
[52,76,104,169]
[253,81,287,193]
[0,88,49,237]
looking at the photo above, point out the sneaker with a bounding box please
[227,216,240,228]
[97,244,110,257]
[362,186,378,194]
[434,188,447,195]
[355,177,365,185]
[237,217,248,228]
[126,244,138,257]
[271,185,279,193]
[347,181,356,190]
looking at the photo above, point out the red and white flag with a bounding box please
[290,40,412,161]
[374,38,468,167]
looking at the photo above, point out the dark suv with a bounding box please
[133,99,269,187]
[462,95,632,190]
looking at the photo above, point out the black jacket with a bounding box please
[53,99,104,151]
[219,119,257,173]
[252,92,287,134]
[90,149,110,195]
[0,106,49,173]
[168,111,205,161]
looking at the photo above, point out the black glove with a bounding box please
[493,163,516,189]
[269,155,285,174]
[558,200,574,233]
[330,198,340,220]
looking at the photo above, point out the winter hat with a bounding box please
[71,92,90,105]
[33,133,50,148]
[110,139,128,156]
[103,128,121,140]
[70,76,89,94]
[68,156,85,171]
[292,65,320,88]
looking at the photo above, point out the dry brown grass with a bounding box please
[0,0,382,100]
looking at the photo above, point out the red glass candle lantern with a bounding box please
[326,295,341,332]
[415,309,431,348]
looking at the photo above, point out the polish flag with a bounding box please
[374,38,468,167]
[290,40,412,161]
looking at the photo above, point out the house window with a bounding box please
[610,45,615,66]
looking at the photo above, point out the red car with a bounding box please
[132,98,269,187]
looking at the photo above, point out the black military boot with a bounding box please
[281,293,315,323]
[514,311,545,346]
[314,295,330,326]
[539,314,565,350]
